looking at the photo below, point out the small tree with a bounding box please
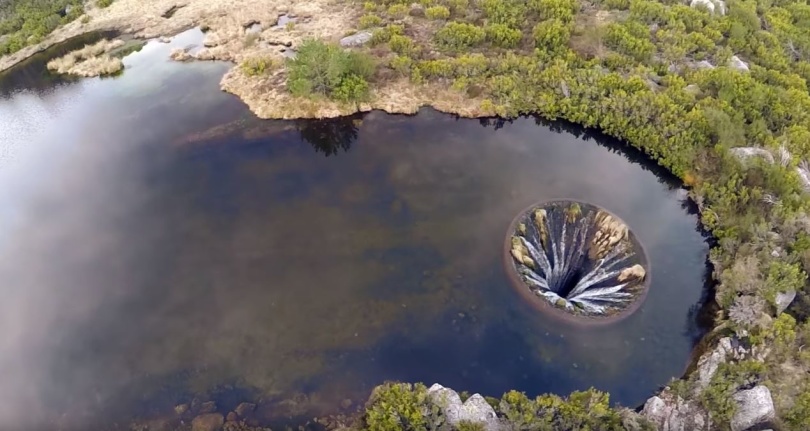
[286,40,376,102]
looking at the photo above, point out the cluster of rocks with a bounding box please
[170,400,257,431]
[640,336,778,431]
[427,384,505,431]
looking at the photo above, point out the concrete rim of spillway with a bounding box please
[503,199,652,327]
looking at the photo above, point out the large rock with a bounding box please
[641,392,708,431]
[731,386,775,431]
[191,413,224,431]
[340,31,372,47]
[775,290,796,314]
[729,55,750,72]
[695,337,741,391]
[427,384,503,431]
[690,0,726,15]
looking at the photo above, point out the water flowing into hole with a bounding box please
[506,200,649,324]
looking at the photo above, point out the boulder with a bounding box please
[775,290,796,314]
[729,55,749,72]
[695,337,745,391]
[729,147,774,164]
[685,84,701,95]
[695,60,715,69]
[641,392,708,431]
[690,0,726,15]
[427,384,503,431]
[199,401,216,414]
[730,386,775,431]
[191,413,224,431]
[340,31,373,47]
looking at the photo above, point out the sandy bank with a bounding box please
[0,0,491,120]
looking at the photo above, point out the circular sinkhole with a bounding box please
[504,200,650,325]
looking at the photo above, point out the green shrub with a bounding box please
[359,14,382,29]
[443,0,469,14]
[529,0,578,22]
[389,34,416,56]
[533,19,571,53]
[604,22,655,62]
[97,0,113,8]
[485,23,523,48]
[425,5,450,20]
[371,24,404,45]
[364,383,432,431]
[786,390,810,429]
[390,55,413,76]
[435,22,486,50]
[332,74,371,102]
[240,57,275,76]
[286,39,376,102]
[363,1,378,12]
[481,0,526,27]
[387,4,409,19]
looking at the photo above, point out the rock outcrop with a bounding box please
[427,384,504,431]
[690,0,726,15]
[730,386,775,431]
[729,55,750,72]
[339,31,372,47]
[775,290,796,314]
[695,337,745,391]
[641,391,708,431]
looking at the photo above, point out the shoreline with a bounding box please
[3,0,807,427]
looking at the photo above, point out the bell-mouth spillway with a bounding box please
[503,200,651,325]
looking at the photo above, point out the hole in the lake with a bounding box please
[505,200,650,324]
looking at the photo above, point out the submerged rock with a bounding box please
[200,401,217,414]
[174,403,190,415]
[427,384,503,431]
[340,31,372,47]
[192,413,224,431]
[731,386,775,431]
[234,402,256,417]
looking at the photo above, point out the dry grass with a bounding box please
[47,39,125,76]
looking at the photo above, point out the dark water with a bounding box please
[0,29,710,430]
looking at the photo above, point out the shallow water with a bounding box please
[0,30,710,429]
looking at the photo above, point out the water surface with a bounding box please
[0,31,710,430]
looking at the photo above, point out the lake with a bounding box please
[0,29,711,430]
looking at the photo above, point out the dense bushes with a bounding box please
[286,40,376,102]
[435,22,485,50]
[362,384,639,431]
[0,0,84,55]
[425,6,450,20]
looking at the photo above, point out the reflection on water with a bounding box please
[0,30,710,430]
